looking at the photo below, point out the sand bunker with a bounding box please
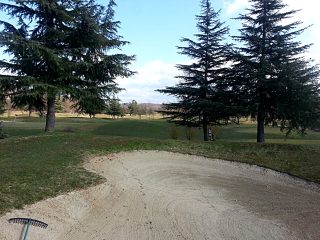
[1,151,320,240]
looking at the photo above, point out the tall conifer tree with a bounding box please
[233,0,320,143]
[0,0,134,131]
[158,0,231,141]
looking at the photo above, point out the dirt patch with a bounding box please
[1,151,319,239]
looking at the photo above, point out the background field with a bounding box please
[0,115,319,215]
[2,115,320,143]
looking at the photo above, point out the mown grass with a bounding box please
[0,116,319,215]
[90,118,320,144]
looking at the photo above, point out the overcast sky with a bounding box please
[114,0,320,103]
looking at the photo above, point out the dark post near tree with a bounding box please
[158,0,231,141]
[233,0,320,143]
[0,94,4,115]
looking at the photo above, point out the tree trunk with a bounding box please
[203,113,208,141]
[257,108,265,143]
[45,96,56,132]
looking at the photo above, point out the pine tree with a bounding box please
[128,100,139,116]
[0,0,73,131]
[276,58,320,135]
[73,93,106,118]
[233,0,320,143]
[107,97,122,118]
[157,0,232,141]
[0,0,134,132]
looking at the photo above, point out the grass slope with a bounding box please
[0,117,319,215]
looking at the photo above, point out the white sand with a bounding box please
[1,151,319,240]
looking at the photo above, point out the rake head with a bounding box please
[8,218,48,229]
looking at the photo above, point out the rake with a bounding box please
[8,218,48,240]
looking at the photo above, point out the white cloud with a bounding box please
[283,0,319,24]
[116,60,180,104]
[224,0,249,15]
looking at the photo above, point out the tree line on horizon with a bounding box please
[72,98,158,118]
[0,0,319,143]
[2,96,158,119]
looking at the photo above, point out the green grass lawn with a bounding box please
[0,116,319,215]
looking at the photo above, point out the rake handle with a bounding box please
[23,222,30,240]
